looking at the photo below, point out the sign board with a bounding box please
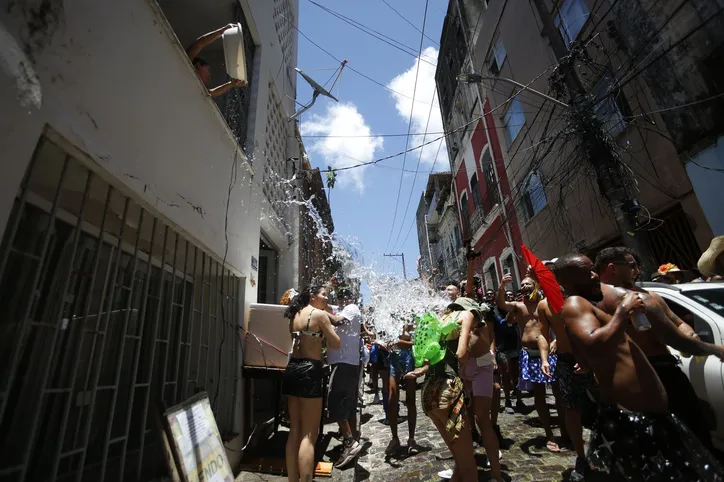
[251,256,258,271]
[163,392,234,482]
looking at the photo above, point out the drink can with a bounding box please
[632,312,651,331]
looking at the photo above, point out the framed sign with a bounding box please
[163,392,234,482]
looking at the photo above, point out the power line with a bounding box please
[391,87,438,251]
[307,0,438,66]
[380,0,440,46]
[384,0,430,252]
[281,14,435,107]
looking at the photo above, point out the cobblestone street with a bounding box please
[236,379,599,482]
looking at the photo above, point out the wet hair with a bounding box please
[285,284,325,320]
[446,279,461,290]
[192,57,208,68]
[594,247,634,273]
[337,287,353,301]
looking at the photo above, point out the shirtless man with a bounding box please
[595,247,724,449]
[555,254,723,481]
[497,274,564,452]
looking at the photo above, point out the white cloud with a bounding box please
[302,102,383,193]
[387,47,448,170]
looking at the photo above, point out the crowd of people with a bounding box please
[278,239,724,482]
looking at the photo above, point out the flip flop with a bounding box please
[546,440,562,453]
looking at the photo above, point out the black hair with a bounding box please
[553,253,588,281]
[285,284,325,320]
[192,57,208,68]
[594,247,634,273]
[337,286,352,301]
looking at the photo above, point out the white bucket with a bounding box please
[222,23,248,82]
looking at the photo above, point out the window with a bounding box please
[454,225,462,250]
[665,297,716,344]
[0,138,241,481]
[502,255,517,290]
[555,0,590,46]
[481,149,500,208]
[485,262,499,290]
[460,192,469,216]
[503,97,525,144]
[489,37,507,75]
[523,171,547,219]
[593,72,632,138]
[470,174,483,209]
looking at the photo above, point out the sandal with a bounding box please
[546,439,562,453]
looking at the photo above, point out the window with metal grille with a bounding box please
[0,137,241,482]
[221,5,256,156]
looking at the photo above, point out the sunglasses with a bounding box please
[614,261,638,268]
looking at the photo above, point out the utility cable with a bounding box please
[384,0,431,252]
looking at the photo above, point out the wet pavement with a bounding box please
[236,377,599,482]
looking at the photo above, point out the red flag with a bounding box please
[521,245,564,313]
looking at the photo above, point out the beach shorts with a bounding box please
[555,352,595,409]
[588,404,723,482]
[389,349,415,378]
[283,358,324,398]
[650,354,713,449]
[461,354,495,398]
[327,363,360,421]
[495,349,519,366]
[518,349,557,391]
[422,372,467,441]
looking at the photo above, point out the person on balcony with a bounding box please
[186,24,247,97]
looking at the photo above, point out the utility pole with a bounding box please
[529,0,656,276]
[384,253,407,279]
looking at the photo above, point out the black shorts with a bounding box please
[283,358,324,398]
[327,363,359,422]
[650,354,713,450]
[588,404,723,481]
[555,352,595,409]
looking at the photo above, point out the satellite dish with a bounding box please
[290,60,347,120]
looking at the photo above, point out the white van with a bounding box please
[640,282,724,451]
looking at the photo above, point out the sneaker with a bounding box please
[438,468,453,479]
[385,437,401,455]
[569,456,588,482]
[334,439,362,469]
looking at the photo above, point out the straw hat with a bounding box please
[698,236,724,276]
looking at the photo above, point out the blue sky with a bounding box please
[295,0,450,281]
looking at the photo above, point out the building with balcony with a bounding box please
[435,0,524,291]
[464,0,717,269]
[0,0,313,480]
[416,172,465,283]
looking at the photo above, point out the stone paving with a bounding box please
[236,376,605,482]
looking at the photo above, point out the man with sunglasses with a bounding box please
[595,247,724,449]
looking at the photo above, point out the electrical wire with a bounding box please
[307,0,438,66]
[380,0,440,46]
[281,13,436,107]
[384,0,430,252]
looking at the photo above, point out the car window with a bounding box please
[684,289,724,317]
[662,297,715,344]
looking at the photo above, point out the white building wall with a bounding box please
[243,0,301,298]
[0,0,300,447]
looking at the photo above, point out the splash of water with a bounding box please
[253,163,453,344]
